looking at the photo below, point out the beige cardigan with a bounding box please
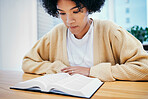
[22,19,148,81]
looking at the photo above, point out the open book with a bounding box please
[10,73,103,98]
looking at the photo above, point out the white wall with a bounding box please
[108,0,115,21]
[0,0,37,71]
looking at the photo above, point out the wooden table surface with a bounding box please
[0,70,148,99]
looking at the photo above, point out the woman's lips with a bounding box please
[69,26,78,29]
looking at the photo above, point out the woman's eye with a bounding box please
[73,8,82,14]
[73,9,81,14]
[59,13,66,15]
[73,11,79,14]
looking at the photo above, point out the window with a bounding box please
[126,17,130,23]
[125,8,129,14]
[125,0,129,3]
[114,0,147,29]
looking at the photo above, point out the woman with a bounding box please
[22,0,148,81]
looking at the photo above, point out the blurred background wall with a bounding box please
[0,0,37,71]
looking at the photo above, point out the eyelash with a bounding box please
[59,13,66,15]
[59,10,80,15]
[73,11,80,13]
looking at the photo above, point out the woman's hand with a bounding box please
[61,66,90,76]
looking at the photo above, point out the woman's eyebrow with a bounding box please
[57,6,78,11]
[70,6,78,10]
[57,9,63,11]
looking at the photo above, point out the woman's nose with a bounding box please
[66,14,75,25]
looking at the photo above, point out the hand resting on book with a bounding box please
[61,66,90,76]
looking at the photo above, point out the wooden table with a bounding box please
[0,70,148,99]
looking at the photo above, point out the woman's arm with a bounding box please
[22,33,67,74]
[90,26,148,81]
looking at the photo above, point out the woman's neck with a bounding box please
[74,19,92,39]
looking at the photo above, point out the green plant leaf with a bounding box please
[127,25,148,43]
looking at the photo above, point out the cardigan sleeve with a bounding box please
[111,27,148,81]
[22,33,67,74]
[90,23,148,81]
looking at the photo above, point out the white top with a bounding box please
[67,22,94,67]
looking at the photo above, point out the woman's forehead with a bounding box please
[57,0,77,11]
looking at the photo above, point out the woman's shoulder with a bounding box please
[93,19,126,40]
[93,19,119,29]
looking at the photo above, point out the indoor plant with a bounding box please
[128,26,148,43]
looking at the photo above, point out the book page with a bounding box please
[57,74,92,90]
[32,73,70,86]
[53,74,102,97]
[12,73,71,91]
[56,74,93,90]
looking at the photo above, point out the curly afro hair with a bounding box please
[42,0,105,17]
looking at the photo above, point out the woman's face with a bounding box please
[57,0,91,39]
